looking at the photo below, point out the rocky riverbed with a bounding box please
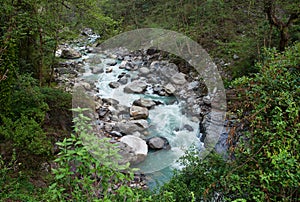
[53,29,228,187]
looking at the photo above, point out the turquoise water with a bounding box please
[82,55,202,188]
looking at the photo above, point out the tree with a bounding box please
[264,0,300,51]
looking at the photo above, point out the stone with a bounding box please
[118,77,128,85]
[106,61,117,66]
[130,119,149,129]
[183,124,194,132]
[146,48,159,55]
[102,98,119,106]
[164,83,176,95]
[133,98,156,109]
[139,67,150,75]
[233,54,239,60]
[119,135,148,164]
[109,81,120,89]
[74,81,91,90]
[91,65,104,74]
[124,80,147,94]
[119,60,128,69]
[171,72,187,85]
[130,106,149,119]
[98,108,109,118]
[159,63,179,79]
[146,136,170,150]
[110,131,123,137]
[115,120,148,135]
[60,48,82,59]
[106,67,113,73]
[188,81,199,90]
[203,95,211,105]
[81,27,93,36]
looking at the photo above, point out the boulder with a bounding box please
[106,61,117,66]
[119,135,148,164]
[139,67,150,75]
[115,120,149,135]
[133,98,156,109]
[171,72,187,85]
[146,136,170,150]
[124,80,147,94]
[130,106,149,119]
[164,83,176,95]
[106,67,113,73]
[91,65,104,74]
[109,81,120,89]
[81,28,93,36]
[119,60,128,69]
[118,77,128,85]
[61,48,82,59]
[74,81,91,90]
[183,124,194,132]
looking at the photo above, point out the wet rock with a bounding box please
[106,61,117,66]
[133,98,156,109]
[118,77,128,85]
[119,135,148,164]
[119,61,128,69]
[109,82,120,89]
[171,72,187,85]
[60,48,82,59]
[130,106,149,119]
[106,67,113,73]
[146,136,170,150]
[91,65,104,74]
[124,80,147,94]
[183,124,194,132]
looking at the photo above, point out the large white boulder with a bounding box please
[119,135,148,165]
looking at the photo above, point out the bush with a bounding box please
[160,42,300,201]
[47,108,149,201]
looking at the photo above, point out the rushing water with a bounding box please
[72,35,203,188]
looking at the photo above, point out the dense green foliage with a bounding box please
[102,0,299,77]
[160,42,300,201]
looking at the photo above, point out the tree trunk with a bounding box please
[264,0,299,51]
[279,27,288,51]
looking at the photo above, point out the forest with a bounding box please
[0,0,299,201]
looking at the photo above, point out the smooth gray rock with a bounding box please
[119,135,148,164]
[115,120,149,135]
[130,106,149,119]
[164,83,176,94]
[139,67,150,75]
[133,98,156,109]
[109,81,120,89]
[146,136,170,150]
[124,80,147,94]
[61,48,82,59]
[171,72,187,85]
